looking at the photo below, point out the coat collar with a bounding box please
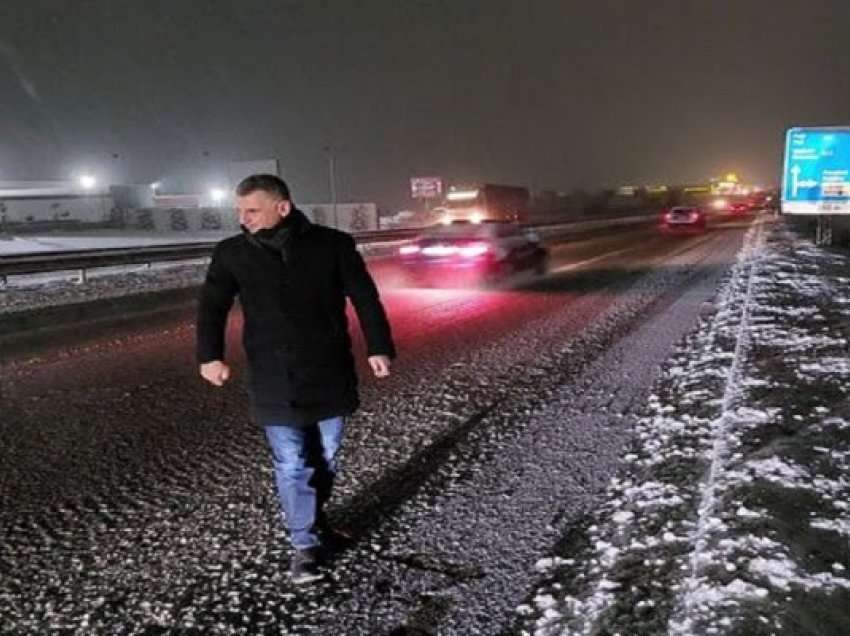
[243,207,311,262]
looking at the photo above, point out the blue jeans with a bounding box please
[263,417,345,549]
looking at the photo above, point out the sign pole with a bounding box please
[816,215,833,245]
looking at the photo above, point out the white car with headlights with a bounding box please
[397,221,548,287]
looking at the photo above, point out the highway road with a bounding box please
[0,214,759,634]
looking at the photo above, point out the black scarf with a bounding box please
[243,208,308,265]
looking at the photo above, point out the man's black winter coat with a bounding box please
[196,209,395,426]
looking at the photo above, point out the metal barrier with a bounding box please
[0,228,422,284]
[0,216,656,284]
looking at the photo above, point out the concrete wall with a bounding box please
[300,203,378,232]
[0,191,379,235]
[115,202,379,233]
[111,185,155,209]
[117,207,240,232]
[0,194,115,224]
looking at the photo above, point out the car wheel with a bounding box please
[534,253,549,276]
[481,261,511,287]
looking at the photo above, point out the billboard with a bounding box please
[410,176,443,199]
[782,127,850,214]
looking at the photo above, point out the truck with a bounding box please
[435,184,530,225]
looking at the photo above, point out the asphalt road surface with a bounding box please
[0,214,758,634]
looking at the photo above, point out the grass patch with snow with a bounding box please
[520,220,850,635]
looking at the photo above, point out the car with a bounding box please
[746,194,767,210]
[397,220,549,287]
[729,200,750,214]
[659,206,707,233]
[710,197,729,211]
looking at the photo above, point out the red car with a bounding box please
[746,194,767,210]
[659,206,707,233]
[729,201,750,214]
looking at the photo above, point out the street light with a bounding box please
[324,146,338,228]
[79,175,97,190]
[75,173,105,222]
[210,188,226,205]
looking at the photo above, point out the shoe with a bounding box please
[290,547,324,585]
[316,516,356,552]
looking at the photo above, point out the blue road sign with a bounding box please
[782,127,850,214]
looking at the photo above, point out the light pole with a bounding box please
[324,146,338,229]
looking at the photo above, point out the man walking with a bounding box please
[197,174,395,584]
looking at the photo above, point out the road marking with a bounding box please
[550,246,639,273]
[551,230,721,274]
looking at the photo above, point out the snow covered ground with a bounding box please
[4,219,848,633]
[0,260,209,314]
[520,221,850,634]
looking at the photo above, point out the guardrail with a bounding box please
[0,243,215,282]
[0,216,657,284]
[0,228,426,284]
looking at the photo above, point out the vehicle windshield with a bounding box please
[445,198,482,210]
[421,222,523,242]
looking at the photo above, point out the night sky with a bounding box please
[1,0,849,208]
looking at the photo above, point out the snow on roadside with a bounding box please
[0,235,395,315]
[522,219,850,635]
[0,262,209,314]
[0,231,234,255]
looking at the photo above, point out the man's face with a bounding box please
[236,190,291,233]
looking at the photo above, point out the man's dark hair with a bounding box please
[236,174,291,201]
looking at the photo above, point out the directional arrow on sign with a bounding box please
[790,165,817,197]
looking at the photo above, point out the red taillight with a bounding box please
[422,244,456,256]
[419,241,491,258]
[458,242,489,258]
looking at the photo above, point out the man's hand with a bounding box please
[368,355,391,378]
[200,360,231,386]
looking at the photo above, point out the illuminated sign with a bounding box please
[410,177,443,199]
[782,127,850,215]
